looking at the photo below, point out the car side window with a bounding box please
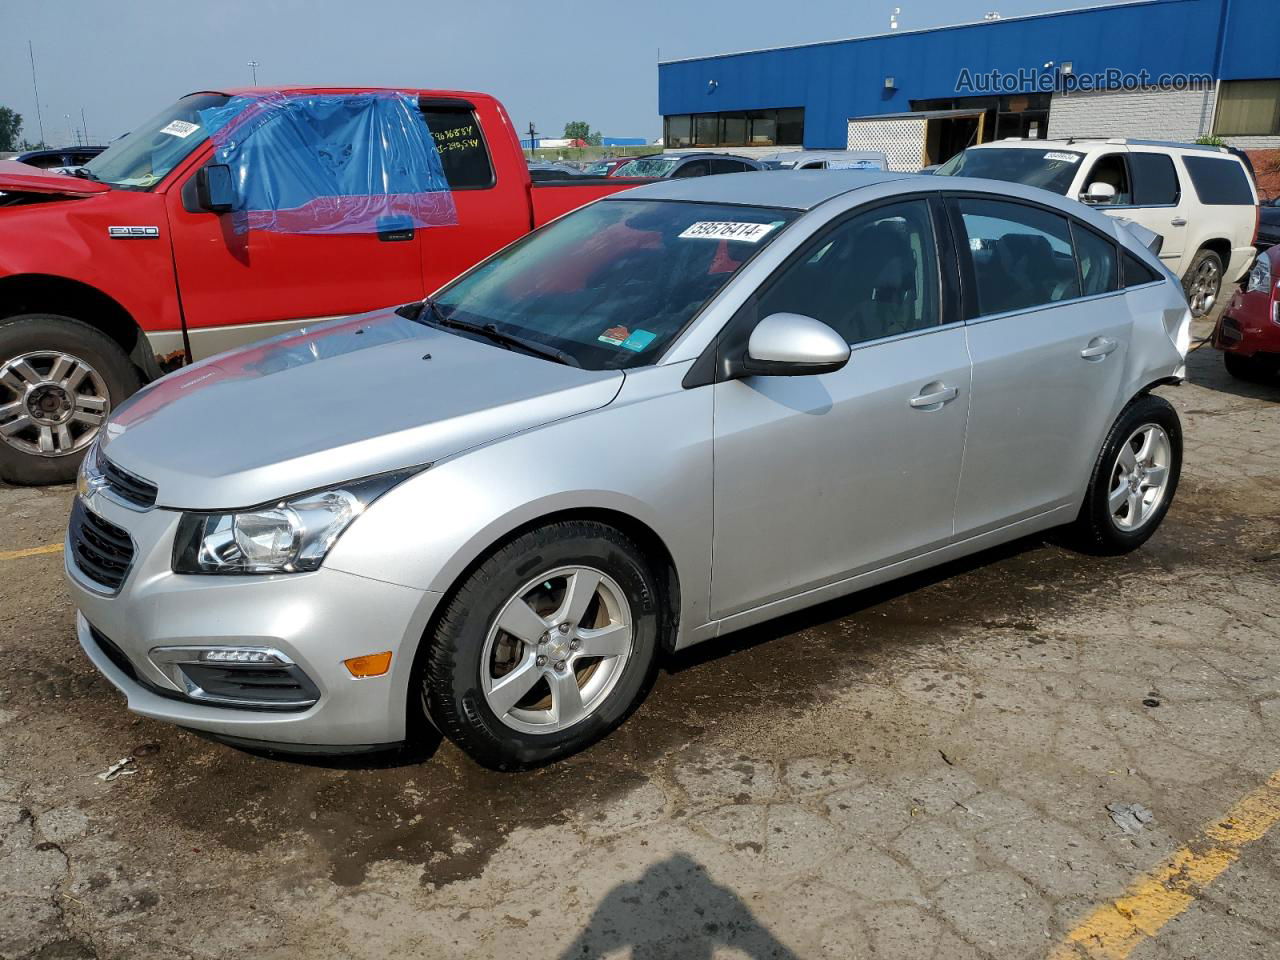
[420,106,495,189]
[1122,250,1162,287]
[957,198,1081,316]
[755,199,940,346]
[1129,153,1181,205]
[710,158,749,174]
[1182,155,1254,205]
[1084,153,1132,205]
[673,160,711,178]
[1071,223,1119,296]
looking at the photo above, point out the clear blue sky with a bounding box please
[6,0,1123,147]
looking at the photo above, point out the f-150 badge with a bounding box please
[108,226,160,238]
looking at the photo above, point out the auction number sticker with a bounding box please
[679,221,778,243]
[1043,151,1080,163]
[160,120,200,138]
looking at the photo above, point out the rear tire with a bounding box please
[420,520,661,769]
[1182,248,1224,319]
[1068,394,1182,555]
[0,315,141,485]
[1224,350,1279,383]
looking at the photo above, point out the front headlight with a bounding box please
[172,469,418,575]
[1246,255,1272,294]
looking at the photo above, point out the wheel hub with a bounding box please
[25,383,74,425]
[540,630,574,662]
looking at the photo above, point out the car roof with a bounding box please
[607,169,918,210]
[967,138,1235,156]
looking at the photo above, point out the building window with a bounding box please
[663,108,804,148]
[1214,80,1280,136]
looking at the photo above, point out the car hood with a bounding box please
[0,160,110,197]
[100,309,624,510]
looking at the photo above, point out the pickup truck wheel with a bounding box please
[0,315,141,485]
[1182,249,1223,319]
[421,521,661,769]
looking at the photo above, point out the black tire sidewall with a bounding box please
[424,522,661,769]
[1083,395,1182,552]
[0,315,141,485]
[1224,351,1278,383]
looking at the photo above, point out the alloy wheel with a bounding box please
[1108,423,1172,532]
[1188,258,1221,318]
[480,565,634,734]
[0,351,110,457]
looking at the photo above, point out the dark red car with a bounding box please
[1213,244,1280,380]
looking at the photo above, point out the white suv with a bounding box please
[937,138,1259,317]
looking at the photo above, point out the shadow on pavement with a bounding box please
[558,853,798,960]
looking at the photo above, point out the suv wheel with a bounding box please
[1224,351,1280,383]
[421,520,662,769]
[1069,394,1182,554]
[0,315,142,485]
[1182,249,1224,319]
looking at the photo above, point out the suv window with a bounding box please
[956,198,1080,316]
[1072,224,1118,296]
[420,106,494,189]
[1084,154,1132,205]
[1182,155,1254,205]
[1129,153,1181,205]
[755,199,940,345]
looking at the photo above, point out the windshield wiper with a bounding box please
[414,298,580,367]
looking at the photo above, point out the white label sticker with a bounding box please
[678,221,778,243]
[1043,151,1080,163]
[160,120,199,138]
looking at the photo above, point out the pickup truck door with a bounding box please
[164,156,426,361]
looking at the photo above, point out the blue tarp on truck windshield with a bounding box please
[199,91,457,235]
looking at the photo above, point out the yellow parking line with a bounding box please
[0,543,64,562]
[1050,769,1280,959]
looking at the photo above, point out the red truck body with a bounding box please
[0,87,640,483]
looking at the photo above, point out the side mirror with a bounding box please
[195,163,236,213]
[740,313,850,377]
[1082,182,1116,204]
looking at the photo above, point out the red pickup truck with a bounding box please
[0,87,638,484]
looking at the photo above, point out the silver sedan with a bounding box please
[65,171,1191,768]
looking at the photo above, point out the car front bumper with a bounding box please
[65,490,441,749]
[1213,287,1279,358]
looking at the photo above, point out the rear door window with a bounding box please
[955,198,1081,316]
[420,105,495,189]
[1071,223,1119,296]
[1122,251,1162,287]
[1182,155,1254,205]
[1129,153,1181,205]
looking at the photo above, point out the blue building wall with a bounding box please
[658,0,1272,149]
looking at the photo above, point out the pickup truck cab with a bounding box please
[936,138,1259,319]
[0,87,639,484]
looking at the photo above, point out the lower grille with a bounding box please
[87,624,140,681]
[69,499,135,592]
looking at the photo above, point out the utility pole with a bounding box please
[80,107,89,146]
[247,60,260,84]
[526,122,538,160]
[64,114,73,146]
[28,41,46,147]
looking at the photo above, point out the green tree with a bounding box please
[562,121,602,146]
[0,107,23,153]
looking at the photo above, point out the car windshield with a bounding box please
[935,147,1085,194]
[82,93,233,190]
[432,199,798,369]
[615,157,680,178]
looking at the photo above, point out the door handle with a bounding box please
[378,226,415,242]
[1080,336,1118,360]
[909,384,959,409]
[1170,217,1187,227]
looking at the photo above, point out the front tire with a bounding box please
[1182,248,1224,319]
[1224,351,1279,383]
[1069,394,1182,555]
[0,315,141,485]
[421,521,661,769]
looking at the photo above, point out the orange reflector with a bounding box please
[343,651,392,678]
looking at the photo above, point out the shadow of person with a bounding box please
[558,853,799,960]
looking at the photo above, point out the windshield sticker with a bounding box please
[598,325,631,346]
[1043,151,1080,163]
[678,221,778,243]
[160,119,200,138]
[620,330,657,352]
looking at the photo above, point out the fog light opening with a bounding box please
[344,651,392,678]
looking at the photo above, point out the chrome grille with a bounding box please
[98,450,158,509]
[69,499,135,592]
